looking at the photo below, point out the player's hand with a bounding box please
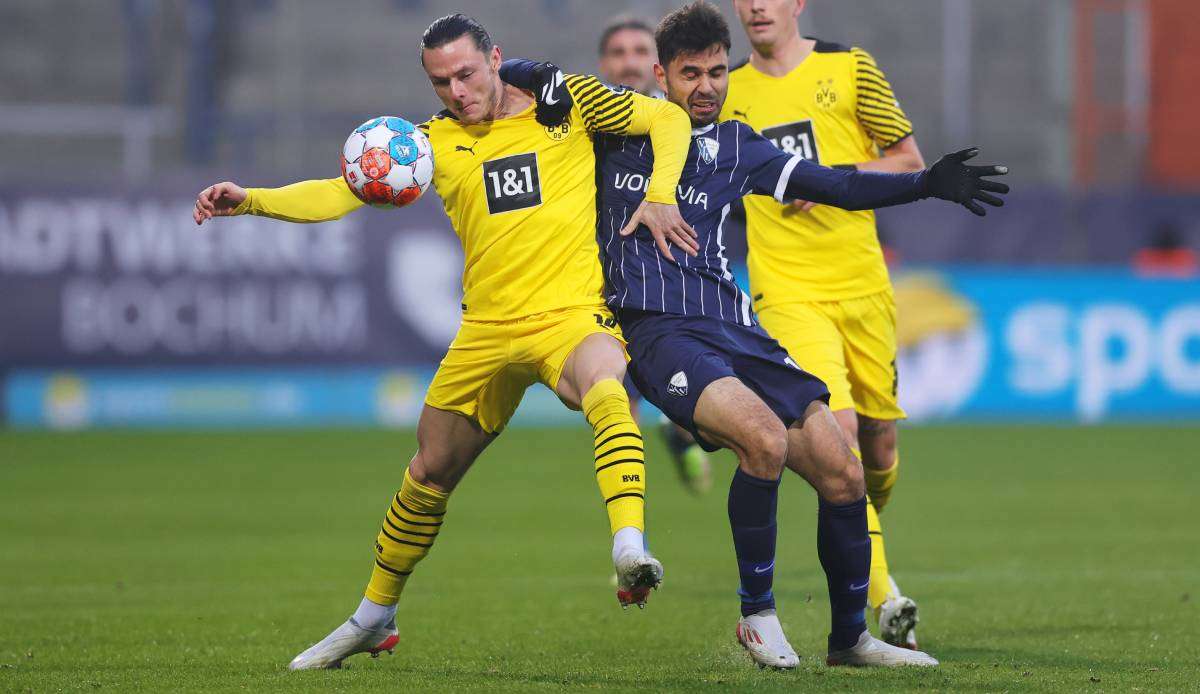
[619,201,699,261]
[925,148,1010,217]
[193,182,248,225]
[787,199,818,212]
[529,62,572,128]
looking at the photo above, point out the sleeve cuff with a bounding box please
[232,191,257,216]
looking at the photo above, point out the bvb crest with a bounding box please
[815,79,838,109]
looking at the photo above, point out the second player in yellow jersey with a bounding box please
[723,40,912,305]
[724,0,928,652]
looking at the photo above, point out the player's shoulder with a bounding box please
[721,118,757,139]
[809,37,853,54]
[418,109,457,136]
[728,55,755,85]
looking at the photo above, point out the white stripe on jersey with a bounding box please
[729,125,741,183]
[617,206,630,306]
[656,242,665,311]
[739,289,753,326]
[632,225,646,311]
[715,202,732,322]
[774,155,803,202]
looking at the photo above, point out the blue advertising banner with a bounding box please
[2,188,1198,427]
[891,268,1200,422]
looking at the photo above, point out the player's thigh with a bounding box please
[533,306,627,409]
[692,376,787,476]
[785,400,865,504]
[758,302,853,414]
[412,404,497,492]
[839,291,906,421]
[425,321,534,436]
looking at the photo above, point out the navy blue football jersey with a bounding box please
[598,121,802,325]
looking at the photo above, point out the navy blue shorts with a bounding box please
[617,310,830,452]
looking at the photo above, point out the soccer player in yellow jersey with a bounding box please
[722,0,981,649]
[191,14,695,670]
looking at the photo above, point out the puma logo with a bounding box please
[733,108,750,119]
[456,141,478,155]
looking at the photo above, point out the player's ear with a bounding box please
[794,0,806,18]
[653,63,668,94]
[490,45,502,72]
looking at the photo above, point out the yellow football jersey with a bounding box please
[722,40,913,304]
[236,75,690,322]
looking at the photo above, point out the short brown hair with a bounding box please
[655,1,731,68]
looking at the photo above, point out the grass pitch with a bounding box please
[1,425,1197,692]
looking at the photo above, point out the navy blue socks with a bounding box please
[728,468,780,617]
[817,496,871,651]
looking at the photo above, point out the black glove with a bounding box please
[925,148,1010,216]
[527,62,573,128]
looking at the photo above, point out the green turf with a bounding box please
[1,425,1197,692]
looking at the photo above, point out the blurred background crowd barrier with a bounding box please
[2,0,1198,428]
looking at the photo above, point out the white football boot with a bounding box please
[736,609,800,669]
[614,548,664,608]
[876,576,920,649]
[826,630,938,667]
[287,618,399,670]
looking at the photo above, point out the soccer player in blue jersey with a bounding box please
[502,0,1007,669]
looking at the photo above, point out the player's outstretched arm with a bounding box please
[193,177,364,226]
[766,147,1008,216]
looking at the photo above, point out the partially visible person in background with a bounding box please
[598,14,713,494]
[1133,220,1198,278]
[597,17,662,97]
[724,0,938,650]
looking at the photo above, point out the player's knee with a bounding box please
[408,450,456,493]
[741,421,788,479]
[862,438,897,471]
[820,451,865,504]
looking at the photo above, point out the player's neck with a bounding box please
[494,84,534,121]
[750,34,815,77]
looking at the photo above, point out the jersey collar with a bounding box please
[691,123,716,136]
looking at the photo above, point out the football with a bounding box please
[341,116,434,208]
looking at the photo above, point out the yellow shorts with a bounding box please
[756,289,905,420]
[424,304,625,434]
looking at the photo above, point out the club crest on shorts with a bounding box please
[696,137,719,165]
[668,371,689,397]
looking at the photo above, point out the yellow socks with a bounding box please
[865,497,892,610]
[865,453,899,514]
[852,447,893,610]
[583,378,646,534]
[365,468,449,605]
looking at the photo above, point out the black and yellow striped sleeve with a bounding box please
[564,74,636,134]
[564,73,690,205]
[852,47,914,150]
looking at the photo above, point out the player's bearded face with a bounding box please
[657,46,729,127]
[733,0,804,48]
[423,37,503,125]
[599,29,658,96]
